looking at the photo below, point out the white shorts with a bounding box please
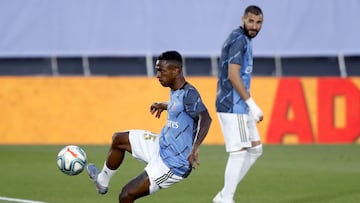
[217,112,260,152]
[129,130,183,194]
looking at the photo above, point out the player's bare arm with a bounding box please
[228,63,263,122]
[150,102,168,118]
[228,63,250,100]
[188,110,212,168]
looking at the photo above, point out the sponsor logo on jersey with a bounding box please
[166,120,179,129]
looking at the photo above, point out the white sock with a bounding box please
[97,162,117,187]
[221,150,247,202]
[238,144,263,182]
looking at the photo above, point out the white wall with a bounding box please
[0,0,359,57]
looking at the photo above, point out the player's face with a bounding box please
[242,12,263,38]
[155,60,177,88]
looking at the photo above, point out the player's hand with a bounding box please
[188,147,200,169]
[245,97,264,122]
[150,102,166,118]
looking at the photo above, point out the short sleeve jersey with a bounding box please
[216,27,253,114]
[159,82,207,178]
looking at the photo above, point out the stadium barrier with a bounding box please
[0,77,359,145]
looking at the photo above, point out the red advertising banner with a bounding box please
[0,77,359,145]
[266,78,360,144]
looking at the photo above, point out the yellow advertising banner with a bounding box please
[0,77,359,145]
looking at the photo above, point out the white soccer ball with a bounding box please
[57,145,87,176]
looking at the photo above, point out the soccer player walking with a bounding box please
[87,50,212,203]
[213,5,264,203]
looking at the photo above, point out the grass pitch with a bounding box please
[0,145,359,203]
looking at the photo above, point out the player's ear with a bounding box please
[169,64,181,73]
[175,66,183,74]
[241,15,245,24]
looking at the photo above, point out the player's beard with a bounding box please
[243,23,259,39]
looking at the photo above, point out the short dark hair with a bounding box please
[157,50,183,67]
[244,5,263,16]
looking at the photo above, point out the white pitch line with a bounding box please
[0,196,47,203]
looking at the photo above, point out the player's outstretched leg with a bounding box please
[87,131,131,195]
[87,163,109,194]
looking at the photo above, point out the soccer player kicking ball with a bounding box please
[213,5,264,203]
[87,50,212,203]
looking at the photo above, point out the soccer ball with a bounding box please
[57,145,87,176]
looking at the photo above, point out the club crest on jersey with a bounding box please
[245,66,253,73]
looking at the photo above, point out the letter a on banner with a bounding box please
[267,78,314,144]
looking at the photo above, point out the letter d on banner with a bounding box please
[318,78,360,143]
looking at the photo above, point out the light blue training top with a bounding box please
[216,27,253,114]
[159,82,207,178]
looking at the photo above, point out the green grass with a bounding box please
[0,145,359,203]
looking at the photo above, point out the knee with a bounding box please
[119,189,129,202]
[112,131,129,143]
[248,144,263,158]
[119,185,135,202]
[111,131,131,151]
